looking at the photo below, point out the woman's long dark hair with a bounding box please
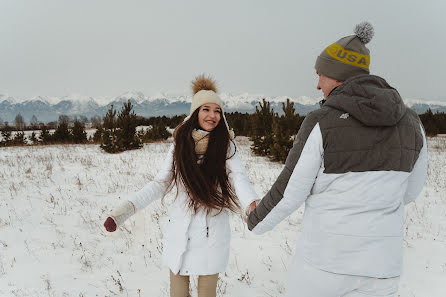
[172,108,240,214]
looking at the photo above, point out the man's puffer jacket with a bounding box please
[248,74,428,278]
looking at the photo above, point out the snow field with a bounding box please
[0,136,445,297]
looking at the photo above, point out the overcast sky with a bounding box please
[1,0,445,101]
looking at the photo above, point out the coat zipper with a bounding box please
[206,209,210,238]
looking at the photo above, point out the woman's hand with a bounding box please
[245,200,260,217]
[105,201,136,232]
[104,217,117,232]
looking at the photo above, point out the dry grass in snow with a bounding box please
[0,136,445,296]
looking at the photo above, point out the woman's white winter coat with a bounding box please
[128,142,258,275]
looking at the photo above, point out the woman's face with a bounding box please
[198,103,222,132]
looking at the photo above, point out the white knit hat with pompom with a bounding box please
[190,74,223,115]
[187,74,234,139]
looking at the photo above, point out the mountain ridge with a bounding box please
[1,92,445,123]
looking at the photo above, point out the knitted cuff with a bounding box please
[110,200,136,227]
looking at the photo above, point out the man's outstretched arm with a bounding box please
[247,113,324,234]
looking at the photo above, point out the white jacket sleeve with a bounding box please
[128,143,175,211]
[110,200,136,227]
[252,124,323,234]
[226,141,259,211]
[403,125,428,205]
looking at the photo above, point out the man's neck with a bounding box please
[320,85,342,107]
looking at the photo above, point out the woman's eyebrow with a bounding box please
[202,105,220,111]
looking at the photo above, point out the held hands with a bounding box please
[244,200,260,221]
[104,217,117,232]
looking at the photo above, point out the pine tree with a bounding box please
[116,100,141,150]
[101,105,120,153]
[71,119,87,143]
[12,131,26,145]
[29,132,38,144]
[226,112,251,136]
[433,112,446,133]
[53,115,71,143]
[144,124,172,141]
[93,125,103,143]
[39,125,52,144]
[420,109,439,136]
[168,115,186,129]
[1,124,12,146]
[250,98,274,156]
[269,99,302,163]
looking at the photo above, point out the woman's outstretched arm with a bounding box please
[104,143,175,232]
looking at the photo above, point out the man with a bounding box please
[247,22,428,297]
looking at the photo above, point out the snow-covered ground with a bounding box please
[0,137,445,297]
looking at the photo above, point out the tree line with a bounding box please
[0,116,89,146]
[1,101,445,161]
[238,104,446,162]
[0,101,173,149]
[419,109,446,136]
[101,98,304,161]
[98,101,173,153]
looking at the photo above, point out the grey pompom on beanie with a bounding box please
[315,22,374,81]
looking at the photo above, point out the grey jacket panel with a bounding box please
[247,108,329,230]
[320,75,423,173]
[325,75,406,127]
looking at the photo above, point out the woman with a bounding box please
[104,75,259,297]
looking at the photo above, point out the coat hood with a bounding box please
[324,75,406,127]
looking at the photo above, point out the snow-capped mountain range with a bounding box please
[0,91,445,123]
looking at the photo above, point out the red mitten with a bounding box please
[104,217,117,232]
